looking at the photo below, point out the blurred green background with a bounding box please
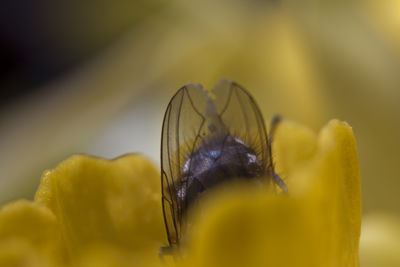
[0,0,399,264]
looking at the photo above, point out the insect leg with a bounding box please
[267,114,282,169]
[267,114,288,193]
[272,172,288,193]
[268,114,282,145]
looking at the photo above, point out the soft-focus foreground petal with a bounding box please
[0,200,66,266]
[181,120,361,267]
[0,120,360,267]
[34,154,165,262]
[76,244,163,267]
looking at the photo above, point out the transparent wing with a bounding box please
[161,80,269,247]
[161,83,208,247]
[212,79,269,169]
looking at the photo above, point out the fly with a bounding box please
[160,79,287,254]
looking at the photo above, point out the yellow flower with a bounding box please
[180,119,361,267]
[35,155,165,266]
[0,119,362,266]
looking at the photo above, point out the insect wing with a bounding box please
[212,80,269,169]
[161,84,208,246]
[161,80,269,246]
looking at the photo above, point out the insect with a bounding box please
[160,79,287,251]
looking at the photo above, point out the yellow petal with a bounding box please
[0,240,50,267]
[360,213,400,267]
[304,120,362,266]
[76,244,164,267]
[0,200,66,266]
[35,154,165,258]
[181,120,361,267]
[272,119,317,187]
[182,190,320,267]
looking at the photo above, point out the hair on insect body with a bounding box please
[160,79,287,256]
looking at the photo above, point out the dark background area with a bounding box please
[0,0,167,107]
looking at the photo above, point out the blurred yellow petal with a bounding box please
[181,120,361,267]
[363,0,400,50]
[0,200,66,266]
[256,14,327,128]
[360,214,400,267]
[272,120,317,180]
[0,120,361,267]
[297,120,362,266]
[34,154,165,258]
[0,240,50,267]
[76,244,163,267]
